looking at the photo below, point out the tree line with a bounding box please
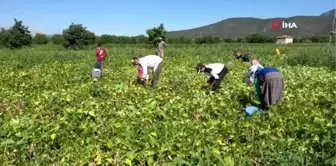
[0,19,334,49]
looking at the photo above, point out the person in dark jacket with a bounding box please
[91,62,103,78]
[234,50,251,62]
[196,63,229,91]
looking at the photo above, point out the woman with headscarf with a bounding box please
[245,60,284,109]
[245,60,264,85]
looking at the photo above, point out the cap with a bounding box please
[196,63,204,73]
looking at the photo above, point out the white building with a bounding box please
[276,35,294,44]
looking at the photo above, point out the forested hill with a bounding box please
[168,9,336,38]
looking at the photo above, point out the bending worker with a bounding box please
[245,60,284,109]
[131,55,163,88]
[196,63,229,91]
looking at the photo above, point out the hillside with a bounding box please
[168,9,336,38]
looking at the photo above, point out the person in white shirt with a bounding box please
[196,63,229,91]
[131,55,163,88]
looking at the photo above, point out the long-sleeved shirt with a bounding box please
[157,41,167,58]
[204,63,225,79]
[138,55,163,80]
[255,67,279,78]
[95,47,108,61]
[157,41,167,50]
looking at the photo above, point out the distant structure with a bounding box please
[276,35,294,44]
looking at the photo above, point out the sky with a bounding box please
[0,0,335,36]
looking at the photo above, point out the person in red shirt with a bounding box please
[137,66,146,85]
[95,43,108,72]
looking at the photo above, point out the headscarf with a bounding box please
[251,60,260,66]
[245,60,263,84]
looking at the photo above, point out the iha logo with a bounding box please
[271,20,297,30]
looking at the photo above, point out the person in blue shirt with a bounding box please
[245,60,284,109]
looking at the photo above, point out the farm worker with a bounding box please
[245,60,284,109]
[196,63,229,91]
[234,50,251,62]
[131,55,163,88]
[275,48,280,55]
[95,42,108,72]
[91,62,103,78]
[156,37,167,59]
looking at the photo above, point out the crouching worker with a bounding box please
[131,55,163,88]
[91,62,103,78]
[245,60,284,109]
[196,63,229,91]
[234,50,251,62]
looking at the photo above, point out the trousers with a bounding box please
[207,66,229,91]
[151,62,163,88]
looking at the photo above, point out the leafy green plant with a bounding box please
[0,43,335,165]
[33,33,49,45]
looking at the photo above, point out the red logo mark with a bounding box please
[271,20,282,30]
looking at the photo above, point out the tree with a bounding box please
[146,24,167,46]
[237,37,245,43]
[3,19,32,49]
[33,33,49,44]
[245,34,276,43]
[62,23,95,50]
[167,37,192,44]
[0,28,9,47]
[95,34,149,44]
[134,35,148,44]
[51,34,64,45]
[98,34,110,44]
[224,38,233,43]
[309,36,329,43]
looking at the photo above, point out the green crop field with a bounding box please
[0,43,335,165]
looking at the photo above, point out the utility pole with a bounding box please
[328,10,336,54]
